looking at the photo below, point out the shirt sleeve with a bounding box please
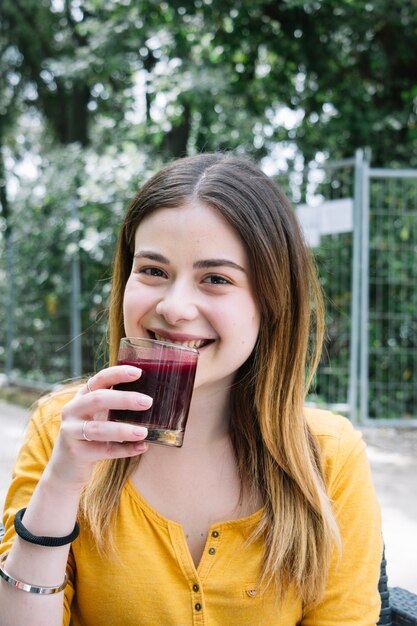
[0,392,77,626]
[302,418,383,625]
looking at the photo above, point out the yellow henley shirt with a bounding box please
[1,390,382,625]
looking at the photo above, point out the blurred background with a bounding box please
[1,2,416,419]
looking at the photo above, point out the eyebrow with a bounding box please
[134,250,246,273]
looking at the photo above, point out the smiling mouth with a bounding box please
[149,331,214,350]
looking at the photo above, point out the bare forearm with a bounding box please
[0,472,82,625]
[0,366,150,624]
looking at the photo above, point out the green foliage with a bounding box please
[1,0,417,416]
[0,142,156,381]
[2,0,417,160]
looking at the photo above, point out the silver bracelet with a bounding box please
[0,553,68,594]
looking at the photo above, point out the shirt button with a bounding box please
[211,530,219,538]
[193,584,199,592]
[208,547,216,555]
[195,603,202,611]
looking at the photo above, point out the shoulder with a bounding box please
[1,385,82,536]
[35,384,81,418]
[304,406,366,485]
[304,405,358,440]
[25,384,82,446]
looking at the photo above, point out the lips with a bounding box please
[148,330,214,350]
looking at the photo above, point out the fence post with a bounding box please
[5,228,15,380]
[69,198,82,379]
[348,149,364,423]
[359,153,370,423]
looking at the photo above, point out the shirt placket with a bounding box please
[168,522,224,626]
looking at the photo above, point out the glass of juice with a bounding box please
[109,337,199,447]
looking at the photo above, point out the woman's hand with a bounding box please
[47,365,152,490]
[0,366,150,625]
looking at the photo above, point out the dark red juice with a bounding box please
[109,358,197,434]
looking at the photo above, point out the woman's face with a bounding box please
[123,201,260,391]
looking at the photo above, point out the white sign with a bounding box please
[295,204,321,247]
[295,198,353,247]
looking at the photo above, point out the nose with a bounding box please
[155,284,199,325]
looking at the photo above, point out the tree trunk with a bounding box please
[0,137,15,377]
[163,100,192,158]
[43,83,91,146]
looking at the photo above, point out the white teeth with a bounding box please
[153,333,207,349]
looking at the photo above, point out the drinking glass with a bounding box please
[109,337,199,447]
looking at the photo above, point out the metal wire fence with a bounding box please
[364,170,417,421]
[275,151,417,424]
[276,159,355,415]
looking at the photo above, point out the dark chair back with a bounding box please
[378,548,392,625]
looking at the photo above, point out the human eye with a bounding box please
[140,267,167,278]
[132,265,168,280]
[202,274,231,285]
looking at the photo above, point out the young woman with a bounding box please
[0,153,382,625]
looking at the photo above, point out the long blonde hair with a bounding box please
[79,153,339,605]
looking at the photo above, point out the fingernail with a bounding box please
[126,366,141,376]
[136,395,152,407]
[133,427,148,437]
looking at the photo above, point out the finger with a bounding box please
[80,424,151,461]
[78,365,142,397]
[64,387,153,421]
[79,419,148,444]
[100,440,150,460]
[58,435,150,464]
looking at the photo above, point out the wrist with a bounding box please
[44,440,93,494]
[20,471,83,538]
[39,463,86,500]
[14,508,80,547]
